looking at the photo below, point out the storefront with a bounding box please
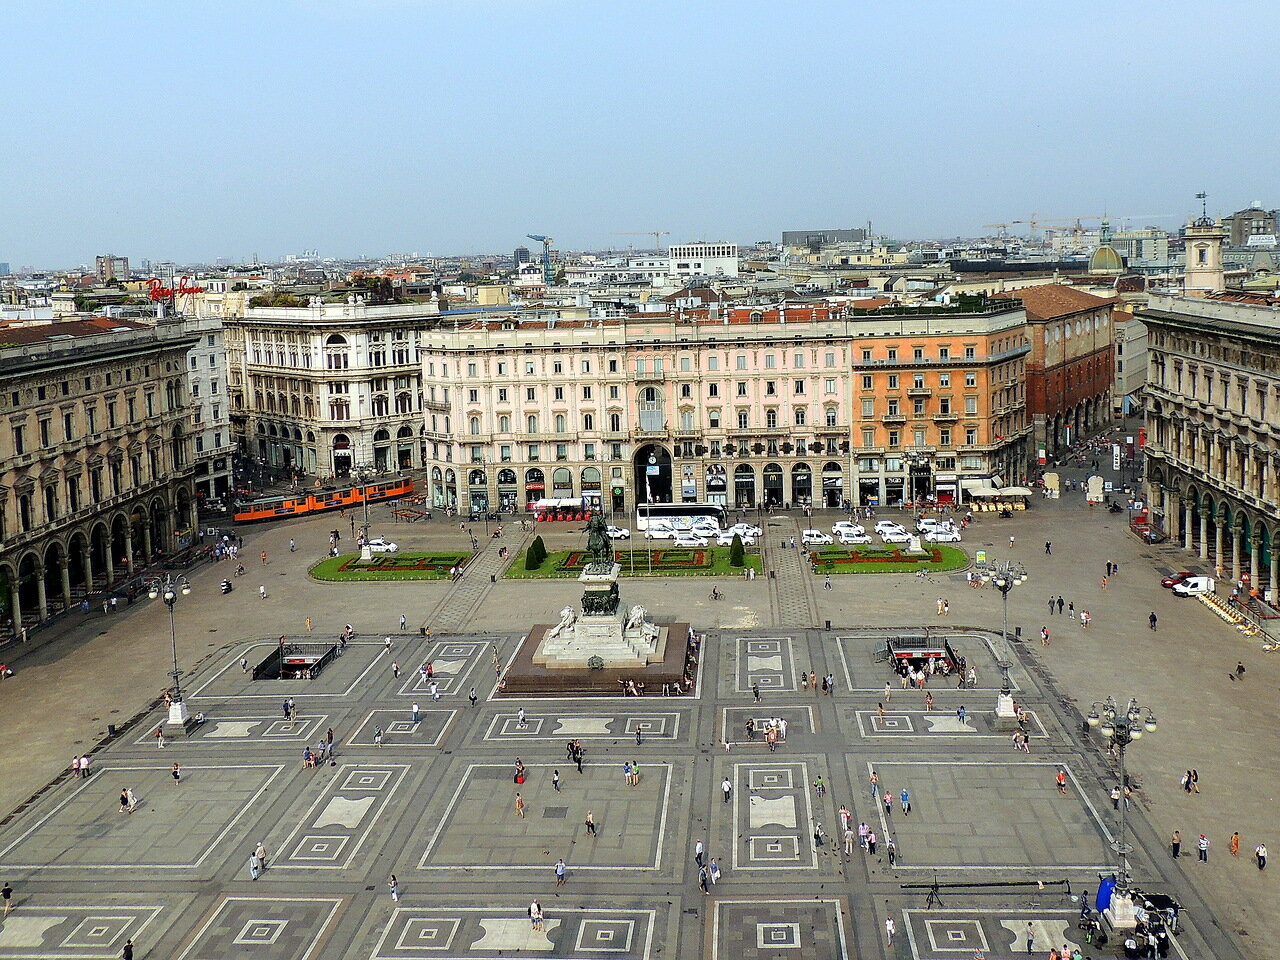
[935,473,959,505]
[581,466,602,512]
[552,467,574,498]
[791,463,813,505]
[497,468,519,512]
[706,463,728,505]
[467,468,489,513]
[822,461,844,508]
[525,467,545,509]
[763,463,784,508]
[734,464,756,508]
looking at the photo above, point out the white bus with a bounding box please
[634,502,727,532]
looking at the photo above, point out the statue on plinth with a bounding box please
[585,512,614,573]
[546,605,577,639]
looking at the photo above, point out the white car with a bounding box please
[880,530,912,544]
[832,521,866,536]
[837,532,873,545]
[366,537,399,554]
[916,518,955,534]
[671,533,709,547]
[728,523,763,537]
[718,530,757,546]
[801,529,834,545]
[874,521,906,536]
[690,523,721,538]
[606,525,631,540]
[644,526,678,540]
[924,528,962,543]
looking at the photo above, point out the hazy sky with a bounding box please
[3,1,1274,268]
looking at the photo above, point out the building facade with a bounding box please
[1221,205,1278,248]
[224,298,437,481]
[1141,293,1280,599]
[667,243,739,277]
[999,284,1115,465]
[182,315,235,500]
[418,300,1031,516]
[0,319,199,635]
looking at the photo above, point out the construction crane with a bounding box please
[614,230,670,253]
[526,234,554,286]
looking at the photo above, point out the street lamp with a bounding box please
[353,461,376,542]
[146,574,192,725]
[1087,696,1157,891]
[988,560,1028,642]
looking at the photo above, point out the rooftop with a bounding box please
[996,283,1115,321]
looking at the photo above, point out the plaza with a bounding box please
[0,468,1268,960]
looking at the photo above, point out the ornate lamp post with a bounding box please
[988,560,1028,642]
[1087,696,1157,891]
[146,574,192,725]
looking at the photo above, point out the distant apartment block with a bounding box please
[95,255,129,282]
[668,243,738,277]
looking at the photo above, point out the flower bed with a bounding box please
[506,547,763,579]
[809,544,968,574]
[310,552,473,581]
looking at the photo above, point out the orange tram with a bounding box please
[233,477,416,523]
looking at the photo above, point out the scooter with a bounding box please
[1108,502,1123,513]
[220,579,233,594]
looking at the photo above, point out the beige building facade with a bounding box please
[1141,293,1280,598]
[418,300,1031,517]
[0,319,199,636]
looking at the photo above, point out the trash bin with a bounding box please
[107,724,117,738]
[769,570,776,580]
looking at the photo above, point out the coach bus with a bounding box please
[634,502,728,532]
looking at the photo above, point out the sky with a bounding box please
[2,1,1276,268]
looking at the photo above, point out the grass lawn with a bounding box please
[809,544,968,574]
[310,551,473,582]
[506,546,764,579]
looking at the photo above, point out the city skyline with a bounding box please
[3,1,1274,266]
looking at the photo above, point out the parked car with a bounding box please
[690,523,722,538]
[718,531,757,546]
[606,525,631,540]
[728,523,763,537]
[643,526,679,540]
[837,532,873,545]
[924,528,962,543]
[366,537,399,554]
[880,530,913,544]
[1172,575,1215,597]
[874,521,907,536]
[671,533,709,547]
[801,529,834,545]
[917,518,956,534]
[831,521,866,536]
[1161,571,1196,588]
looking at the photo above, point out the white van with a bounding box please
[1172,576,1215,597]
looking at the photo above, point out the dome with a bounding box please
[1088,244,1124,275]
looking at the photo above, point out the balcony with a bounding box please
[423,399,450,412]
[881,413,907,425]
[932,411,960,422]
[907,387,933,397]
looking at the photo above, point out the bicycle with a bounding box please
[708,589,724,601]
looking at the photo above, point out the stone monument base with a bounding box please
[500,622,693,697]
[993,691,1021,731]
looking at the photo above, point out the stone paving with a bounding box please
[0,458,1272,959]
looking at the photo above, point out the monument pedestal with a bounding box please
[532,562,668,669]
[993,691,1020,731]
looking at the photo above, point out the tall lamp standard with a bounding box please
[1087,696,1157,892]
[146,574,192,725]
[989,560,1028,642]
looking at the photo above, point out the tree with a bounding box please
[728,534,745,568]
[526,535,547,570]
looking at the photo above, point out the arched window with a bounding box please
[527,414,538,434]
[610,413,621,431]
[583,413,594,431]
[498,415,510,433]
[555,414,566,433]
[469,416,481,435]
[642,386,658,403]
[794,408,807,426]
[826,407,838,427]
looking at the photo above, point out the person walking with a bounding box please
[305,616,313,633]
[843,825,856,854]
[885,916,896,947]
[155,727,165,749]
[698,864,710,894]
[392,660,400,679]
[469,687,478,707]
[430,681,440,702]
[886,836,897,866]
[1056,595,1064,614]
[1055,768,1067,795]
[1170,830,1181,859]
[752,683,760,703]
[1045,541,1051,554]
[374,726,383,747]
[900,787,911,815]
[171,762,181,784]
[400,613,407,631]
[259,585,267,600]
[824,575,832,590]
[121,939,133,960]
[1040,626,1050,646]
[248,854,261,880]
[255,841,268,870]
[708,857,721,884]
[1,881,11,916]
[388,874,399,901]
[1025,921,1035,953]
[555,858,566,886]
[514,794,525,818]
[1197,834,1209,862]
[584,811,596,837]
[411,702,420,723]
[1008,535,1015,549]
[1230,831,1240,856]
[694,838,705,867]
[869,770,879,799]
[866,829,877,856]
[1256,842,1268,870]
[1149,611,1157,631]
[722,777,732,803]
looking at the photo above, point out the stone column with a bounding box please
[1184,501,1194,552]
[81,545,94,592]
[189,500,200,543]
[1166,490,1181,540]
[1251,532,1263,589]
[59,557,72,610]
[104,545,115,586]
[1230,520,1242,583]
[1199,510,1209,561]
[142,520,153,564]
[1270,542,1279,604]
[1213,512,1224,572]
[8,580,21,635]
[34,563,47,621]
[122,523,135,575]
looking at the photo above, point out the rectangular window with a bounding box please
[555,444,568,461]
[528,444,540,461]
[737,382,748,397]
[887,348,898,361]
[824,378,836,394]
[913,428,926,446]
[40,419,51,447]
[737,410,749,429]
[500,444,512,462]
[765,381,777,396]
[582,386,592,400]
[825,351,836,367]
[939,373,951,387]
[939,429,952,446]
[553,361,563,374]
[609,386,620,400]
[913,399,925,415]
[765,355,776,369]
[498,362,507,375]
[793,380,805,395]
[862,375,873,389]
[636,359,645,374]
[581,359,590,373]
[553,387,564,401]
[861,428,875,447]
[525,361,536,375]
[680,357,691,372]
[964,346,976,360]
[861,349,873,362]
[794,353,805,368]
[965,397,978,415]
[584,443,595,460]
[468,389,479,402]
[965,372,977,387]
[708,356,719,371]
[608,358,618,373]
[887,375,898,389]
[736,355,747,370]
[498,388,509,402]
[63,411,74,441]
[939,347,950,360]
[913,347,924,360]
[887,430,899,447]
[862,398,875,418]
[708,410,721,428]
[467,362,478,376]
[526,387,536,401]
